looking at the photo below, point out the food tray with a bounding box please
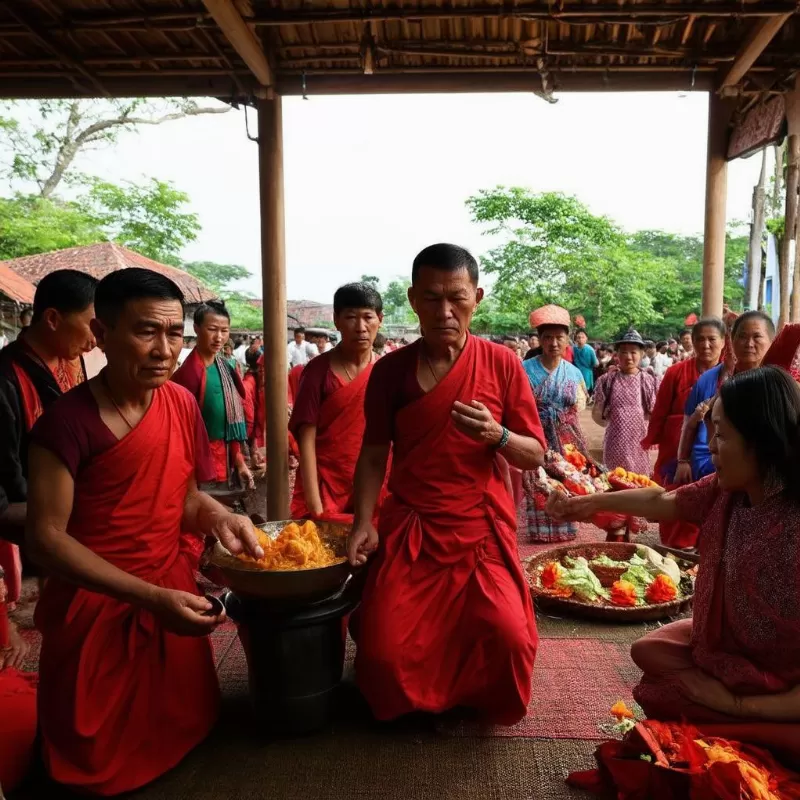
[200,519,352,602]
[525,542,696,623]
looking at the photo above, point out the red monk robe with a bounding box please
[354,335,544,724]
[289,351,383,519]
[31,382,219,796]
[630,475,800,761]
[642,357,704,548]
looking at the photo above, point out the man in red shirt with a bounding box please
[348,243,546,725]
[26,268,263,796]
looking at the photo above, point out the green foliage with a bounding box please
[81,179,200,265]
[223,297,262,330]
[182,260,251,295]
[467,187,747,340]
[0,194,106,259]
[360,274,381,288]
[381,278,416,325]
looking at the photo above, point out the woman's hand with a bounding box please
[0,620,29,671]
[673,462,693,486]
[691,400,712,424]
[347,521,379,566]
[211,512,264,559]
[236,461,255,491]
[147,588,225,637]
[545,489,594,522]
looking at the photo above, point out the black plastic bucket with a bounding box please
[224,591,357,735]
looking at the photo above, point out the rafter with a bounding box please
[719,12,794,88]
[200,0,272,86]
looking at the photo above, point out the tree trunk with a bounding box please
[746,148,768,311]
[781,134,800,327]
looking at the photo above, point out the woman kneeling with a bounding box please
[548,365,800,759]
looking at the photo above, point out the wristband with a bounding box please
[496,426,511,449]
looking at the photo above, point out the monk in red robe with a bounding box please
[172,301,254,490]
[290,282,384,519]
[348,244,546,725]
[548,364,800,761]
[26,268,263,796]
[0,269,97,605]
[641,318,723,548]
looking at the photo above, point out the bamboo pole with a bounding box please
[787,78,800,323]
[702,93,734,318]
[779,135,798,327]
[257,96,289,520]
[746,148,768,311]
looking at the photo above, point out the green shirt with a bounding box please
[201,363,226,441]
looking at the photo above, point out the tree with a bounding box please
[360,274,381,288]
[0,99,229,199]
[183,261,251,295]
[81,179,200,265]
[466,188,682,339]
[0,194,105,259]
[381,278,416,324]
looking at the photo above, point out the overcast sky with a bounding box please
[79,92,764,302]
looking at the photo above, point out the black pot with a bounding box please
[224,591,358,735]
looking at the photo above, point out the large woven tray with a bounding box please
[525,542,697,623]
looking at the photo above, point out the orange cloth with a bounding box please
[35,383,218,796]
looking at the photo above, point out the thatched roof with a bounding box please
[0,1,798,100]
[5,242,215,304]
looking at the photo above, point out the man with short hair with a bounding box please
[287,327,318,368]
[172,301,254,490]
[0,269,97,604]
[26,268,263,796]
[315,331,333,354]
[290,283,384,519]
[348,243,546,725]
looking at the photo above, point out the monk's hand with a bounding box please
[0,621,29,671]
[451,400,502,445]
[148,589,225,637]
[677,668,741,717]
[237,462,255,491]
[545,489,592,522]
[212,512,264,560]
[347,521,378,567]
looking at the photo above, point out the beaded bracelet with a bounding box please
[496,426,511,449]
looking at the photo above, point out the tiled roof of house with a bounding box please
[0,261,35,305]
[6,242,215,304]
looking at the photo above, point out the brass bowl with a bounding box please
[201,519,352,602]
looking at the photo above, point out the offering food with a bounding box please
[237,520,346,571]
[533,545,691,608]
[608,467,658,490]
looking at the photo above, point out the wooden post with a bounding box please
[787,77,800,324]
[702,93,733,318]
[745,148,767,311]
[257,95,289,520]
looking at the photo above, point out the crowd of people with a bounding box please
[1,243,800,796]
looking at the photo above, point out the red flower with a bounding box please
[541,561,562,589]
[646,574,678,604]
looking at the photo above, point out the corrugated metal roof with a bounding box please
[6,242,215,305]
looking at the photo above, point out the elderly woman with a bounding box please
[548,365,800,759]
[642,317,724,548]
[517,304,588,543]
[592,329,657,476]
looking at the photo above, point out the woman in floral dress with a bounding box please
[592,329,657,475]
[518,305,588,543]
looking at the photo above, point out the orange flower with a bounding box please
[646,574,678,604]
[610,580,639,607]
[611,701,634,721]
[541,561,562,589]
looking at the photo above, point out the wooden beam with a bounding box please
[200,0,272,86]
[702,94,736,318]
[0,1,109,96]
[257,96,289,520]
[719,12,793,88]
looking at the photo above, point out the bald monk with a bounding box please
[348,243,546,724]
[289,281,383,519]
[26,268,263,796]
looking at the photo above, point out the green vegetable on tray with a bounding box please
[558,556,609,603]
